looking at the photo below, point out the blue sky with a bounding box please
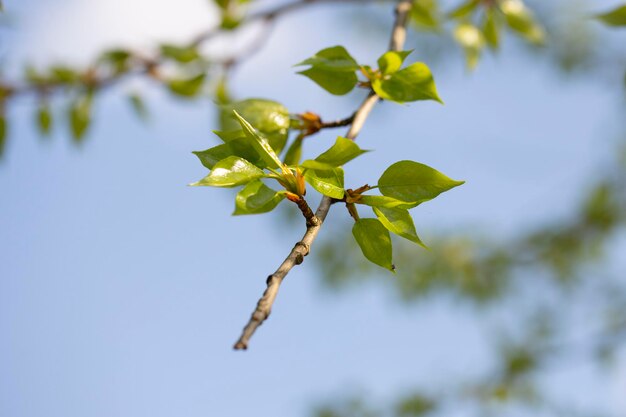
[1,1,625,416]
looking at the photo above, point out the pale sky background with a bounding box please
[1,1,625,416]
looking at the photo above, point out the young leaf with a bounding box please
[167,73,205,97]
[373,207,427,248]
[378,50,412,75]
[303,167,345,199]
[233,180,286,215]
[372,62,443,103]
[352,218,394,272]
[68,94,93,142]
[232,110,283,170]
[220,99,290,153]
[36,102,53,136]
[128,93,149,120]
[378,160,464,203]
[499,0,545,44]
[160,43,200,63]
[358,195,421,210]
[190,156,265,187]
[193,144,234,169]
[483,8,501,50]
[283,135,304,166]
[410,0,441,30]
[213,130,245,143]
[296,46,359,95]
[0,114,6,158]
[454,23,485,70]
[447,0,480,19]
[595,4,626,27]
[313,136,368,167]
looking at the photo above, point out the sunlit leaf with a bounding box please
[499,0,545,44]
[233,180,286,215]
[167,73,205,97]
[68,94,93,142]
[233,110,283,170]
[372,62,443,103]
[221,99,290,153]
[190,156,265,187]
[447,0,480,19]
[378,50,413,75]
[378,160,464,202]
[454,23,485,70]
[373,207,427,248]
[160,43,200,63]
[483,8,501,50]
[36,102,53,136]
[312,136,368,167]
[352,218,394,271]
[358,195,420,210]
[296,46,359,95]
[410,0,441,30]
[193,144,235,169]
[303,167,345,199]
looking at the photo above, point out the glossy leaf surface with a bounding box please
[304,167,345,199]
[378,160,464,203]
[296,46,359,95]
[372,63,442,103]
[234,180,286,215]
[191,156,265,187]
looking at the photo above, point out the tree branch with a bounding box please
[233,0,415,350]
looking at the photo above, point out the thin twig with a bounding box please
[233,0,415,350]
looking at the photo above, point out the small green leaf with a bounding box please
[191,156,265,187]
[499,0,545,44]
[483,8,501,50]
[128,93,149,120]
[313,136,368,167]
[454,23,485,70]
[595,4,626,26]
[68,94,93,142]
[220,99,290,153]
[378,160,464,203]
[37,102,53,136]
[358,195,420,210]
[193,144,234,169]
[233,180,286,215]
[99,49,132,73]
[213,130,245,142]
[50,66,78,84]
[373,207,426,248]
[296,46,359,95]
[303,167,345,199]
[0,114,7,158]
[447,0,480,19]
[372,62,443,103]
[378,50,412,75]
[160,43,200,63]
[167,73,205,97]
[233,110,283,170]
[352,218,394,271]
[410,0,441,30]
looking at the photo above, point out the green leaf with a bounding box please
[128,93,149,120]
[372,62,443,103]
[36,102,53,136]
[167,73,205,97]
[447,0,480,19]
[283,135,304,166]
[313,136,368,167]
[378,160,464,203]
[352,218,394,271]
[68,94,93,142]
[377,50,412,75]
[296,46,359,95]
[483,8,501,50]
[454,23,485,70]
[193,144,234,169]
[0,114,6,158]
[303,167,345,199]
[213,130,245,142]
[373,207,426,248]
[190,156,265,187]
[233,110,283,170]
[220,99,290,153]
[233,180,286,215]
[410,0,441,30]
[160,43,200,63]
[358,195,420,210]
[595,4,626,27]
[499,0,545,44]
[50,66,78,84]
[99,49,132,73]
